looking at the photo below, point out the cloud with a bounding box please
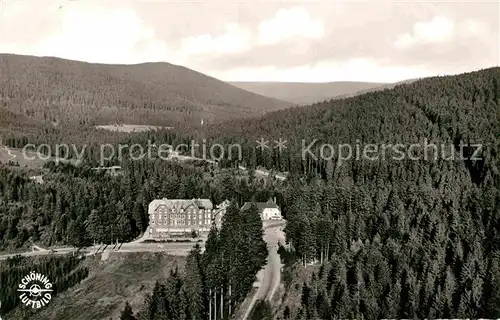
[1,1,181,65]
[181,23,252,55]
[197,2,497,81]
[1,1,59,46]
[257,7,324,46]
[394,16,455,48]
[459,18,491,41]
[41,3,173,64]
[390,14,497,72]
[0,1,497,82]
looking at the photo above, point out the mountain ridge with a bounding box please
[0,54,292,127]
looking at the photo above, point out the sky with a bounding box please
[0,0,498,83]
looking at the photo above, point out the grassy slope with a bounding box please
[11,252,185,320]
[0,147,48,169]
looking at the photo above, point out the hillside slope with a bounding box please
[230,81,386,105]
[199,67,499,187]
[209,67,500,319]
[0,54,291,127]
[6,252,185,320]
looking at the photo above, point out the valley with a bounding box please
[230,81,386,105]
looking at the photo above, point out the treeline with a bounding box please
[7,68,497,186]
[0,157,282,250]
[118,202,267,320]
[272,163,500,318]
[160,67,500,319]
[192,68,499,183]
[0,255,89,317]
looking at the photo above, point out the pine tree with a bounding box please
[251,300,273,320]
[66,216,89,248]
[120,302,136,320]
[484,254,500,317]
[184,245,205,320]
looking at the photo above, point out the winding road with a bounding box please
[241,221,286,320]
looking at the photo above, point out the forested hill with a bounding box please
[0,54,291,127]
[1,64,500,318]
[201,67,499,180]
[213,68,499,319]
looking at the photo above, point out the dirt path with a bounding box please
[241,223,285,320]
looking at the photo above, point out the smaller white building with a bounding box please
[29,175,44,184]
[241,198,282,221]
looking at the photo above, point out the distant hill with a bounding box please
[331,78,421,100]
[0,54,291,127]
[229,81,386,105]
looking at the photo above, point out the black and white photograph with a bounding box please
[0,0,498,319]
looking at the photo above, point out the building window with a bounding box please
[151,220,155,224]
